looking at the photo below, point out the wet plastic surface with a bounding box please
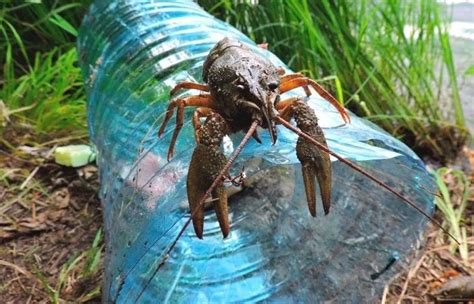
[78,1,436,302]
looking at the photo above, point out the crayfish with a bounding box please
[158,37,454,242]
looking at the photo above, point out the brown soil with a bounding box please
[0,143,102,303]
[385,148,474,303]
[0,139,472,303]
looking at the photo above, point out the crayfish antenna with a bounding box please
[275,115,461,246]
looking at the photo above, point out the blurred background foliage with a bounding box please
[0,0,470,160]
[199,0,470,163]
[0,0,91,138]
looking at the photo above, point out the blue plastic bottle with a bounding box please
[78,1,435,302]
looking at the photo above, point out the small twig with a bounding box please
[26,282,36,304]
[31,198,36,221]
[0,259,35,278]
[13,274,28,293]
[0,149,37,165]
[20,145,57,190]
[396,253,427,304]
[425,266,442,282]
[381,284,389,304]
[427,244,453,253]
[0,228,51,245]
[37,134,88,147]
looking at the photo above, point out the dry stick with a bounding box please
[275,116,460,245]
[134,121,259,303]
[20,144,57,190]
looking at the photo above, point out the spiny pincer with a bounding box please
[294,102,332,217]
[187,113,230,238]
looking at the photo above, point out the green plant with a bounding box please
[33,228,103,303]
[83,228,103,278]
[199,0,468,162]
[36,253,83,303]
[0,1,89,138]
[0,1,88,65]
[465,65,474,76]
[434,168,470,264]
[1,47,87,136]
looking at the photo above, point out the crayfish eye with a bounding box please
[268,81,279,91]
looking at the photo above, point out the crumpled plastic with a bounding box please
[78,1,436,302]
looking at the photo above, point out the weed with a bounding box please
[465,65,474,76]
[1,47,87,136]
[83,228,103,278]
[0,1,89,66]
[32,228,103,303]
[434,167,470,264]
[199,0,469,162]
[0,1,88,138]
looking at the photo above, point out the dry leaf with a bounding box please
[52,187,70,209]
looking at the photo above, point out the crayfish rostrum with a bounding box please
[158,38,350,238]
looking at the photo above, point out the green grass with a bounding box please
[466,65,474,76]
[0,1,471,301]
[1,47,87,136]
[0,1,89,60]
[1,0,469,162]
[33,228,103,303]
[0,1,88,139]
[199,0,469,163]
[434,168,470,264]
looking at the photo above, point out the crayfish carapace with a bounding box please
[158,37,454,243]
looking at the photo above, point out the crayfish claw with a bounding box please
[315,158,332,215]
[294,103,332,216]
[186,113,230,238]
[187,187,205,239]
[301,164,317,216]
[212,187,230,238]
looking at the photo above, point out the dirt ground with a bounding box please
[0,144,103,303]
[0,142,473,303]
[384,148,474,303]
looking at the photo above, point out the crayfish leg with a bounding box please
[170,81,209,96]
[279,74,350,123]
[158,94,215,161]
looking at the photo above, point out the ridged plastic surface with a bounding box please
[78,1,435,302]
